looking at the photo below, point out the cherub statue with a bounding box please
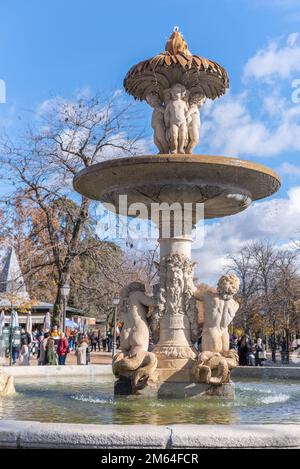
[146,93,169,154]
[112,282,158,392]
[186,93,206,154]
[201,274,240,353]
[164,83,189,154]
[194,274,240,385]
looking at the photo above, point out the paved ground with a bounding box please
[2,350,300,367]
[2,350,113,366]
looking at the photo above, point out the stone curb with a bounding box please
[232,367,300,380]
[170,424,300,448]
[0,365,113,378]
[2,365,300,380]
[0,420,170,449]
[0,420,299,448]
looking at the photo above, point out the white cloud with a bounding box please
[192,187,300,284]
[200,34,300,158]
[243,34,300,81]
[201,91,300,157]
[280,162,300,178]
[287,32,299,47]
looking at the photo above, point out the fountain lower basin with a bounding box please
[1,375,299,425]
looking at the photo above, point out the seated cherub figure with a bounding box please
[186,93,206,154]
[146,93,169,154]
[164,83,189,154]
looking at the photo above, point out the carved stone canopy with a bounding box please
[123,28,229,102]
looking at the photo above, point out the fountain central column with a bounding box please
[153,210,199,384]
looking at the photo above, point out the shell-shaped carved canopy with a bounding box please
[124,30,229,102]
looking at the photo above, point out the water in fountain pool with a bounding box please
[0,377,299,425]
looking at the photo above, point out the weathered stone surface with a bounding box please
[157,381,235,399]
[0,370,15,396]
[112,282,158,392]
[73,155,280,220]
[194,274,240,385]
[0,420,37,448]
[232,366,300,380]
[1,420,299,448]
[0,421,170,449]
[124,30,229,103]
[0,365,113,378]
[114,376,134,395]
[121,380,235,400]
[147,83,205,155]
[170,424,300,448]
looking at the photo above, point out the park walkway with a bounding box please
[2,350,113,366]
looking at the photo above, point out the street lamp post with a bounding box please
[259,308,266,342]
[112,297,120,358]
[60,283,70,334]
[283,302,290,364]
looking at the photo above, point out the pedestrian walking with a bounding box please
[19,343,30,365]
[255,338,266,366]
[270,335,277,363]
[45,338,58,365]
[238,336,248,366]
[76,338,88,365]
[102,336,107,352]
[90,332,98,352]
[246,338,256,366]
[20,328,31,346]
[37,332,49,365]
[57,332,69,365]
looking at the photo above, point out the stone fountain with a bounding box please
[73,29,280,399]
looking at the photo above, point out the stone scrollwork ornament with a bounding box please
[153,254,199,359]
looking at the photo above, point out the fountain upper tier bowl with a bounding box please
[73,155,280,219]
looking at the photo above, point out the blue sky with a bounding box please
[1,0,300,282]
[1,0,299,121]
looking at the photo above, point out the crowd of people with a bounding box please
[228,334,299,366]
[9,324,299,368]
[229,335,267,367]
[9,325,118,366]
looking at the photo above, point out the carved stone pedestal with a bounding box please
[114,375,235,400]
[155,314,197,362]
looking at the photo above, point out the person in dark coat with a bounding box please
[246,337,256,366]
[20,328,31,347]
[238,336,248,366]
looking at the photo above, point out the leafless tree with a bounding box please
[0,93,145,324]
[228,244,260,331]
[228,241,300,336]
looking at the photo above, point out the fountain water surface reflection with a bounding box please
[0,377,299,425]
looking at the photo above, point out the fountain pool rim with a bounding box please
[0,420,300,449]
[1,367,300,448]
